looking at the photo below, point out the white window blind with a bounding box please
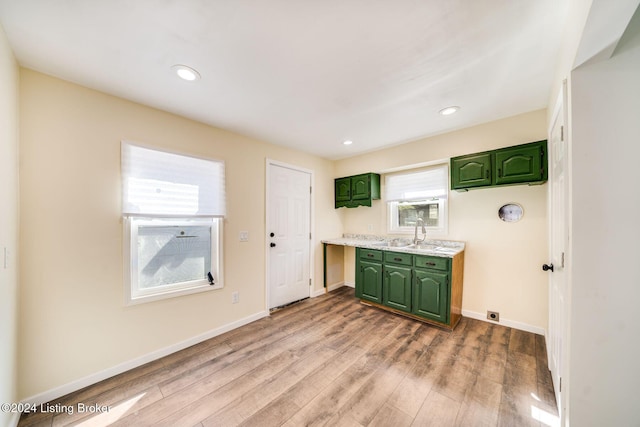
[385,165,448,202]
[121,142,226,217]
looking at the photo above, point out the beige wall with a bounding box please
[0,24,20,427]
[569,9,640,424]
[335,110,549,331]
[18,69,341,399]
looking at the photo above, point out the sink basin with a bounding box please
[371,240,412,248]
[414,245,457,254]
[369,241,458,255]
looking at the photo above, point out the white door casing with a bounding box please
[266,160,312,309]
[547,81,569,418]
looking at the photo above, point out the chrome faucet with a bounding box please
[414,217,427,245]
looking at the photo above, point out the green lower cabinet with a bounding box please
[356,259,383,304]
[413,269,449,323]
[355,248,459,327]
[383,265,412,313]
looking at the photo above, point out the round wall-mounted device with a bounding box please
[498,203,523,222]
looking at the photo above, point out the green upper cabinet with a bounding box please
[494,143,546,185]
[335,177,351,203]
[451,140,547,191]
[451,153,492,189]
[334,173,380,208]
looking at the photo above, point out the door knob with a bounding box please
[542,263,554,272]
[270,242,276,247]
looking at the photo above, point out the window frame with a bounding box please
[387,198,448,235]
[124,216,223,305]
[385,163,449,236]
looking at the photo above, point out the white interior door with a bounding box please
[547,83,568,413]
[267,161,311,309]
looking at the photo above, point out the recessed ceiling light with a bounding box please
[439,106,460,116]
[342,140,353,145]
[171,64,201,81]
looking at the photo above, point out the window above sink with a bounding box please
[385,164,448,236]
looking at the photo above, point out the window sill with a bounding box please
[126,281,223,306]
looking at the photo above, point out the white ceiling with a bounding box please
[0,0,569,160]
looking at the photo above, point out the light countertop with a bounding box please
[322,234,465,258]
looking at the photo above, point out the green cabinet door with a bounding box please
[351,174,371,200]
[495,142,545,185]
[451,153,492,189]
[335,177,351,204]
[356,260,383,304]
[413,269,449,323]
[334,173,380,208]
[383,265,412,313]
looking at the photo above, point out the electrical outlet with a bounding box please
[239,231,249,242]
[232,291,239,304]
[367,224,374,232]
[487,311,500,322]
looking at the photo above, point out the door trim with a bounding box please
[265,159,314,311]
[546,79,571,422]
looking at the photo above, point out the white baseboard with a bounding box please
[462,309,546,335]
[312,281,353,297]
[7,412,20,427]
[311,287,326,297]
[21,310,269,407]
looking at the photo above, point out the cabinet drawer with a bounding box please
[414,255,449,271]
[359,248,383,261]
[384,252,413,266]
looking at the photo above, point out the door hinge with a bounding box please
[560,125,564,142]
[559,377,562,392]
[310,186,312,194]
[309,278,312,286]
[309,232,312,240]
[561,252,565,268]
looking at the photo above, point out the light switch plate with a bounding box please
[239,231,249,242]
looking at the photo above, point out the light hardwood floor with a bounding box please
[18,287,558,427]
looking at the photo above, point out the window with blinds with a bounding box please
[121,142,225,217]
[121,142,225,305]
[385,164,449,235]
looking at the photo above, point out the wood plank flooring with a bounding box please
[18,287,558,427]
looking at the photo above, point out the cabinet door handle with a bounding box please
[425,262,436,266]
[367,254,374,258]
[393,257,402,262]
[498,168,502,178]
[486,169,490,179]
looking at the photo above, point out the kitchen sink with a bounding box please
[414,244,457,254]
[371,240,413,248]
[367,240,459,255]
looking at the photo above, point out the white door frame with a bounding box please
[265,159,314,311]
[547,80,571,422]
